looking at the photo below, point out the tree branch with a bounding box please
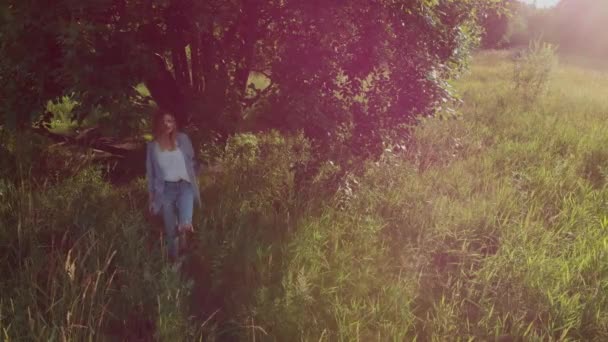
[31,124,140,157]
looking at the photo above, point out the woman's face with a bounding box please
[161,114,176,135]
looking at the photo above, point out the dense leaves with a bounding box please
[1,0,501,158]
[479,0,515,48]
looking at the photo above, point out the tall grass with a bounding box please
[237,50,608,340]
[0,158,197,339]
[4,49,608,340]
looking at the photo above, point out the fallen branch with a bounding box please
[31,125,142,158]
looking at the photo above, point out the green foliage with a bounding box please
[209,131,310,215]
[1,0,499,160]
[513,40,558,102]
[245,51,608,340]
[155,267,197,341]
[6,51,608,340]
[185,51,608,340]
[479,0,516,48]
[184,131,311,337]
[45,95,78,133]
[0,158,196,339]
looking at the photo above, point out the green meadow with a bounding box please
[2,50,608,340]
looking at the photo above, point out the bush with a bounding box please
[513,40,558,103]
[46,94,78,133]
[0,167,197,340]
[186,131,312,335]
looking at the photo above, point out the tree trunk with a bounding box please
[235,0,260,96]
[171,46,188,89]
[144,53,189,124]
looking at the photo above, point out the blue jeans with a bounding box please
[161,180,194,259]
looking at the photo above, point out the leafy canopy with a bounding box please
[1,0,503,158]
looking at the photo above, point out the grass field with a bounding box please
[2,50,608,340]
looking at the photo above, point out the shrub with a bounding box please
[513,40,558,103]
[0,167,195,340]
[188,131,312,335]
[46,94,78,133]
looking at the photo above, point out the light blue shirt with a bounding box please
[146,132,201,214]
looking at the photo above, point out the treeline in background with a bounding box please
[481,0,608,59]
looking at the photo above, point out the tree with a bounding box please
[1,0,502,160]
[479,0,516,48]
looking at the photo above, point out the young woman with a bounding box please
[146,111,200,261]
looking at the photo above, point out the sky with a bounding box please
[520,0,560,8]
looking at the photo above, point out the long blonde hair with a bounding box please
[152,110,177,150]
